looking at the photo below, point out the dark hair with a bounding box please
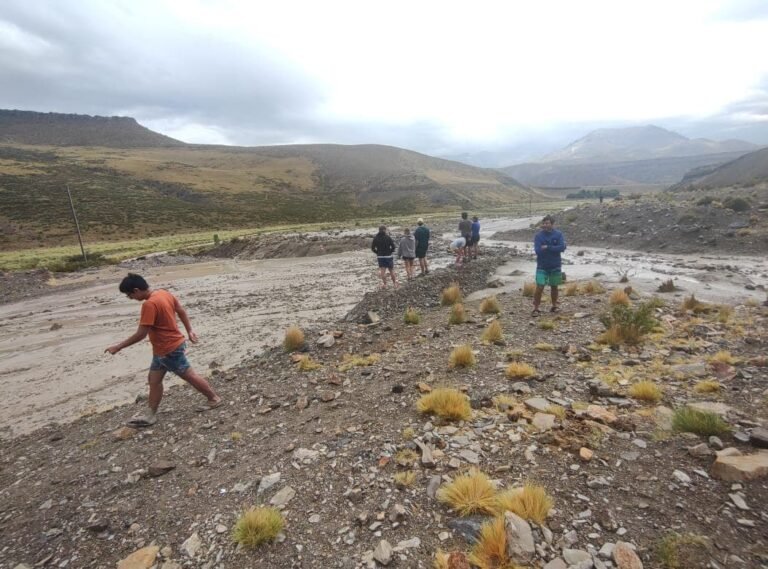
[461,212,468,219]
[378,225,387,233]
[119,273,149,293]
[472,216,478,221]
[542,215,555,224]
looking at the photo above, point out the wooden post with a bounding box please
[65,184,87,263]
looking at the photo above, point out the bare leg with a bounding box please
[533,285,545,313]
[379,267,388,288]
[178,366,220,403]
[147,369,166,414]
[389,268,399,288]
[550,286,559,311]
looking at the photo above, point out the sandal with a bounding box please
[196,399,224,412]
[126,416,157,428]
[531,308,542,316]
[550,305,560,313]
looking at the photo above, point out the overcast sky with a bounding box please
[1,0,768,158]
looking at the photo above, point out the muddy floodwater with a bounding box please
[1,218,766,438]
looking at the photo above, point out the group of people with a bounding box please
[371,218,431,289]
[106,214,565,427]
[450,211,481,265]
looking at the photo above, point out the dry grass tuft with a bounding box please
[546,404,566,420]
[534,342,555,351]
[492,394,517,412]
[709,350,737,365]
[657,279,676,293]
[441,283,462,306]
[433,550,450,569]
[402,426,416,440]
[468,516,517,569]
[297,355,322,371]
[449,344,476,368]
[283,325,305,352]
[694,380,721,393]
[479,295,501,314]
[564,282,579,296]
[395,448,419,466]
[481,320,504,344]
[598,302,657,345]
[404,307,420,325]
[657,532,710,569]
[716,305,733,323]
[538,319,555,330]
[681,293,708,313]
[493,482,553,523]
[506,349,525,361]
[521,282,536,297]
[449,303,468,325]
[230,431,242,442]
[232,506,284,548]
[437,468,497,516]
[505,362,536,379]
[393,470,417,488]
[672,407,730,436]
[417,388,472,421]
[610,288,631,306]
[581,280,605,295]
[629,381,662,403]
[339,353,381,372]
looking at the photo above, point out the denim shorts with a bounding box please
[150,342,190,376]
[377,257,394,269]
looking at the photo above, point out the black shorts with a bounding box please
[402,256,414,261]
[461,234,472,245]
[470,235,480,245]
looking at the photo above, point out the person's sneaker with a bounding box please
[531,308,542,316]
[550,305,560,313]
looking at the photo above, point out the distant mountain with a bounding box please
[540,125,757,163]
[0,110,533,250]
[672,146,768,190]
[500,125,760,187]
[0,109,185,147]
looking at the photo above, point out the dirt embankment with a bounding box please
[494,195,768,255]
[203,232,373,260]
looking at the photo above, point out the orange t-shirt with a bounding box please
[139,289,186,356]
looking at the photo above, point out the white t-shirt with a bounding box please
[450,237,467,249]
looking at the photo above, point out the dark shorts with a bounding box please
[402,256,414,261]
[536,268,563,287]
[471,235,480,245]
[415,247,428,259]
[377,257,394,269]
[150,342,190,376]
[461,234,472,245]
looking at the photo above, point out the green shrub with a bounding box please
[598,302,657,345]
[672,407,730,436]
[722,196,750,212]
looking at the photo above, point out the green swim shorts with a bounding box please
[535,268,563,287]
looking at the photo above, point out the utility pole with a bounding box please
[65,184,87,263]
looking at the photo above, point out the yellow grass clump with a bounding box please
[449,303,468,324]
[449,344,476,368]
[394,470,417,488]
[709,350,737,365]
[534,342,555,351]
[468,516,518,569]
[538,319,555,330]
[716,305,733,323]
[417,388,472,421]
[522,282,536,297]
[505,362,536,379]
[479,295,501,314]
[546,404,566,420]
[492,394,517,412]
[231,506,284,548]
[564,282,579,296]
[297,355,322,371]
[628,381,662,403]
[230,431,242,442]
[441,283,462,306]
[581,280,605,295]
[610,288,631,306]
[402,426,416,440]
[437,468,497,516]
[404,307,420,324]
[694,380,721,393]
[339,353,381,371]
[493,482,554,524]
[283,325,305,352]
[481,320,504,344]
[395,448,419,466]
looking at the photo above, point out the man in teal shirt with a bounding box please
[414,218,430,276]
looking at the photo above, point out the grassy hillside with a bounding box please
[0,142,533,251]
[672,147,768,190]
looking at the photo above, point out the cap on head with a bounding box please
[417,217,424,224]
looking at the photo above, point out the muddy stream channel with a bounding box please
[1,217,765,438]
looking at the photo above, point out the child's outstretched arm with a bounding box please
[174,298,198,343]
[105,325,149,354]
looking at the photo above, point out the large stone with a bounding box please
[258,472,282,493]
[562,549,591,565]
[447,516,485,543]
[414,440,436,468]
[373,540,393,566]
[711,451,768,481]
[113,426,139,440]
[613,541,643,569]
[688,401,731,417]
[148,461,175,477]
[749,427,768,449]
[270,486,296,507]
[524,397,550,412]
[504,512,535,563]
[180,532,202,557]
[532,413,556,432]
[117,546,160,569]
[543,560,567,569]
[587,405,617,424]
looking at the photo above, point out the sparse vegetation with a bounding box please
[449,344,476,368]
[709,350,737,365]
[493,482,554,524]
[283,325,305,352]
[672,407,730,436]
[657,279,677,293]
[505,362,536,379]
[538,319,555,330]
[468,516,518,569]
[394,470,417,488]
[401,427,415,440]
[598,302,657,345]
[231,506,284,548]
[339,353,381,372]
[629,381,662,403]
[441,283,462,306]
[581,280,605,295]
[417,388,472,421]
[296,355,322,371]
[395,448,419,466]
[657,532,710,569]
[545,404,566,420]
[564,282,579,296]
[479,295,501,314]
[437,468,497,516]
[694,380,721,393]
[521,282,536,297]
[492,394,517,412]
[534,342,555,351]
[449,303,468,325]
[404,307,420,324]
[610,288,631,306]
[481,320,504,344]
[716,305,733,323]
[722,196,750,212]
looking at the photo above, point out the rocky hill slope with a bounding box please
[1,256,766,569]
[673,147,768,190]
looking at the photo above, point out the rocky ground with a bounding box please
[494,191,768,256]
[1,255,767,569]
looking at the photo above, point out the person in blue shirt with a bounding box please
[532,215,566,315]
[470,216,481,259]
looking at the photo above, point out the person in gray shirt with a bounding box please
[397,227,416,280]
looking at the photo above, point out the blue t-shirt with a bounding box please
[534,229,566,270]
[471,221,480,238]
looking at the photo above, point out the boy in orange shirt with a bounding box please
[105,273,221,426]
